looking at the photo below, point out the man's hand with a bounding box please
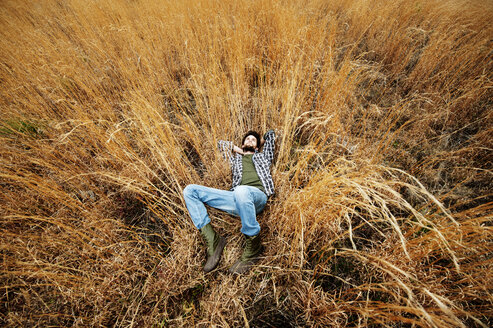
[233,145,244,155]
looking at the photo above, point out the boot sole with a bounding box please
[203,236,226,273]
[229,246,264,274]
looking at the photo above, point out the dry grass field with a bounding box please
[1,0,492,326]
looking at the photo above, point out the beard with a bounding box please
[242,145,256,153]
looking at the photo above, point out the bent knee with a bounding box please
[183,184,198,197]
[233,185,252,200]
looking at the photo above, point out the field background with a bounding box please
[1,0,492,327]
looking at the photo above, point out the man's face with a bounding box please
[242,135,258,152]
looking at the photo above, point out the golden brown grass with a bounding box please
[1,0,492,326]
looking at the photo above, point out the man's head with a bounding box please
[241,130,261,153]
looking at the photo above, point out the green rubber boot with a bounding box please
[229,233,263,274]
[200,223,226,273]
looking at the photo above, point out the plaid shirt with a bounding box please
[218,130,276,197]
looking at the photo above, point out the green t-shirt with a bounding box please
[240,154,265,193]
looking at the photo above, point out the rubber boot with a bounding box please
[229,233,263,274]
[200,223,226,273]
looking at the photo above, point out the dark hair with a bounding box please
[242,130,261,148]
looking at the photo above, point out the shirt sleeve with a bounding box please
[217,140,234,166]
[262,129,276,165]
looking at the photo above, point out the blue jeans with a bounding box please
[183,184,268,236]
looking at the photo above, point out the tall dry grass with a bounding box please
[1,0,492,326]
